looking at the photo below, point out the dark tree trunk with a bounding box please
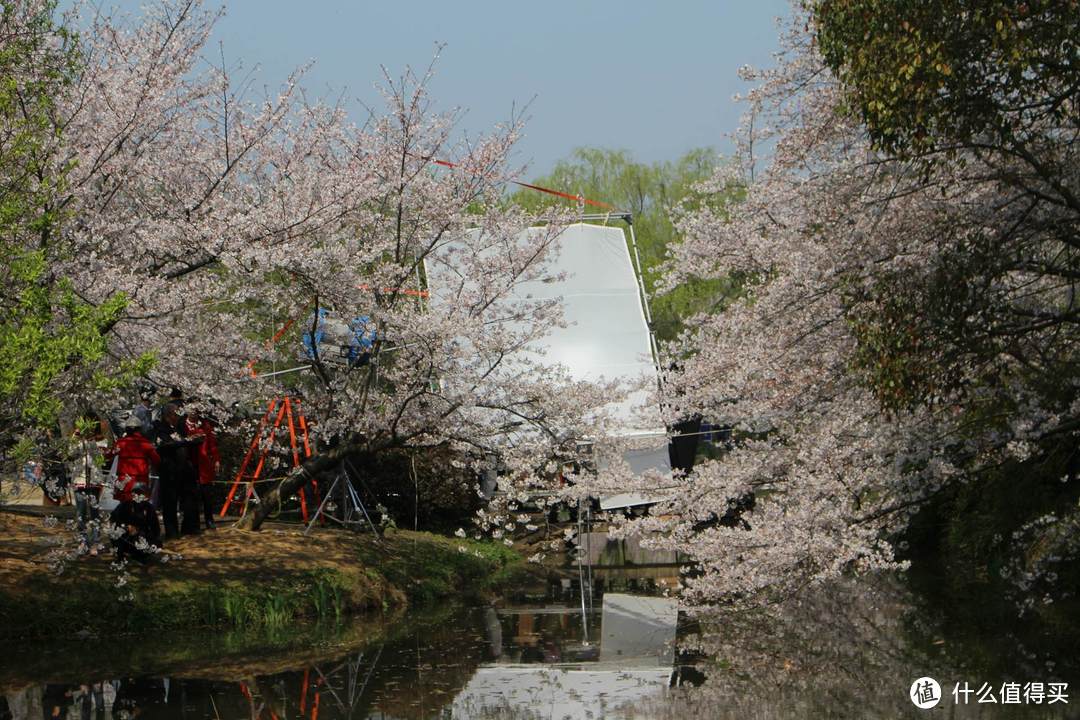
[236,442,352,530]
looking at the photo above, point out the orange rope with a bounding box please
[244,312,305,379]
[432,157,615,209]
[357,283,428,298]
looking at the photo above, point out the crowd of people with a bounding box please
[64,387,220,564]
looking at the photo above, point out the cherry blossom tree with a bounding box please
[3,0,627,532]
[1,0,141,462]
[593,1,1080,609]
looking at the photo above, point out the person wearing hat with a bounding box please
[159,387,184,418]
[133,384,156,437]
[105,415,160,504]
[108,482,161,564]
[153,402,201,538]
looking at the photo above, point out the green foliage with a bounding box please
[133,571,354,630]
[310,571,348,622]
[810,0,1080,158]
[905,441,1080,630]
[801,0,1080,608]
[843,254,981,412]
[511,147,744,340]
[0,1,150,451]
[0,1,76,217]
[357,530,525,604]
[816,0,1080,413]
[0,568,360,639]
[212,583,301,628]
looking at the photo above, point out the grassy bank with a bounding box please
[0,512,524,641]
[0,601,479,689]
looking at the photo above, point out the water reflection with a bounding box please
[456,594,678,718]
[0,591,680,720]
[2,565,1077,719]
[640,575,1077,720]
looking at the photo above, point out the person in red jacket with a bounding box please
[105,415,160,503]
[185,408,220,530]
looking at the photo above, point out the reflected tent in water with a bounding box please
[453,594,678,719]
[599,594,678,665]
[0,592,680,720]
[4,569,1077,719]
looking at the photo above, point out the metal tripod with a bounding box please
[304,463,378,536]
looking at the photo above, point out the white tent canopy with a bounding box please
[424,223,671,505]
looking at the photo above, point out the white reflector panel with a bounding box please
[425,223,671,497]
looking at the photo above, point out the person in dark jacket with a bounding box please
[153,403,201,538]
[109,483,161,564]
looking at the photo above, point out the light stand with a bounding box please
[304,462,378,537]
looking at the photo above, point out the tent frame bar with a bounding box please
[577,211,633,222]
[624,220,662,376]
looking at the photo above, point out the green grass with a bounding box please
[0,529,524,641]
[0,568,358,639]
[356,529,526,604]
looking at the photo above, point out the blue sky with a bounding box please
[100,1,791,176]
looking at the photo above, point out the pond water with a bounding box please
[2,551,1077,719]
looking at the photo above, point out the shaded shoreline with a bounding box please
[0,603,474,691]
[0,511,524,642]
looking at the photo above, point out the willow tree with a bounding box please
[512,147,744,341]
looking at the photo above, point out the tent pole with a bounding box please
[577,499,590,644]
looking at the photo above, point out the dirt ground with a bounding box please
[0,509,380,594]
